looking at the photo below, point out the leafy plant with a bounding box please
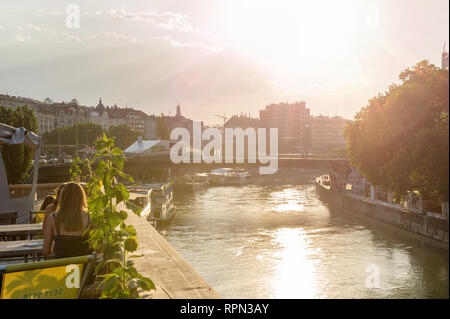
[70,133,155,298]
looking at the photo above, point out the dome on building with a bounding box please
[96,97,105,112]
[44,97,53,104]
[70,98,79,106]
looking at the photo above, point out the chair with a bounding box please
[0,212,18,241]
[30,210,46,224]
[0,212,17,225]
[0,253,96,299]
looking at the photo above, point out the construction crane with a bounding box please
[214,113,228,126]
[442,41,449,69]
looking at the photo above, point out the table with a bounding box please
[0,239,43,260]
[0,223,43,237]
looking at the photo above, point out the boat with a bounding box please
[208,168,251,185]
[315,175,333,198]
[182,173,211,191]
[142,182,176,224]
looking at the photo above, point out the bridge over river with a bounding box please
[37,155,350,183]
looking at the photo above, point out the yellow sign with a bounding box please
[1,264,84,299]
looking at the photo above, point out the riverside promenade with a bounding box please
[316,180,449,250]
[121,194,221,299]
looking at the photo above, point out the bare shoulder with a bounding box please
[45,203,56,215]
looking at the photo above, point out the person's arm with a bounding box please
[43,213,55,255]
[42,204,55,234]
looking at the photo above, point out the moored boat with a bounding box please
[208,168,251,185]
[315,175,334,198]
[142,182,176,224]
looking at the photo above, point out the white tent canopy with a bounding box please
[0,122,40,224]
[123,137,171,158]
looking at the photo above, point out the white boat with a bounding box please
[182,173,210,191]
[208,168,251,185]
[142,182,176,223]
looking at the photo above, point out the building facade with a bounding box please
[310,115,351,155]
[0,94,152,137]
[259,101,311,154]
[164,104,200,137]
[144,115,159,140]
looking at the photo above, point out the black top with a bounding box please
[52,213,91,259]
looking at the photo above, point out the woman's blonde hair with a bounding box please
[55,182,88,232]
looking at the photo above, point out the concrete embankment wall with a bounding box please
[319,185,449,249]
[122,193,221,299]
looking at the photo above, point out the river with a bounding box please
[158,169,449,298]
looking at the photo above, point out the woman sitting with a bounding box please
[29,195,55,224]
[42,183,65,233]
[43,182,91,258]
[40,195,55,211]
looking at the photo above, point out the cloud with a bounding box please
[87,31,222,53]
[0,24,81,43]
[95,9,213,36]
[16,34,31,43]
[34,7,213,36]
[34,8,63,16]
[1,22,218,52]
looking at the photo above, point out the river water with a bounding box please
[158,169,449,299]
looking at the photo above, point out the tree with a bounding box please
[345,61,449,201]
[0,105,38,184]
[156,116,170,140]
[42,123,103,153]
[107,124,138,150]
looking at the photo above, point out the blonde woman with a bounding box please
[43,182,91,258]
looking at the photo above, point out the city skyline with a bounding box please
[0,0,448,125]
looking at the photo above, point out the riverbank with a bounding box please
[315,178,449,250]
[122,193,221,299]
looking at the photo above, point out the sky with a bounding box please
[0,0,448,125]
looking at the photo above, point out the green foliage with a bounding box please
[156,116,170,140]
[345,61,449,201]
[107,124,139,150]
[70,134,155,298]
[69,156,88,182]
[42,122,103,150]
[43,123,140,155]
[0,105,38,184]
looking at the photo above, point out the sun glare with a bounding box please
[225,0,364,73]
[271,228,318,298]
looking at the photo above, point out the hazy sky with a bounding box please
[0,0,448,124]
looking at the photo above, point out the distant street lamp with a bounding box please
[75,118,79,157]
[86,128,90,146]
[58,127,62,163]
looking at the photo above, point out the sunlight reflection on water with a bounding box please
[271,228,318,298]
[160,178,449,299]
